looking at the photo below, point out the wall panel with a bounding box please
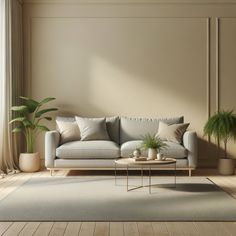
[23,1,236,167]
[218,18,236,158]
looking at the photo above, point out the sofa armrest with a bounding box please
[45,131,60,168]
[183,131,198,168]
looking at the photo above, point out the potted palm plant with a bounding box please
[10,96,58,172]
[204,110,236,175]
[141,134,167,160]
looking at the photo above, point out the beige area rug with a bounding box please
[0,176,236,221]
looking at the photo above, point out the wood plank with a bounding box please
[137,222,153,236]
[79,222,95,236]
[207,222,232,236]
[194,222,217,236]
[34,222,54,236]
[40,171,51,177]
[165,222,184,236]
[222,178,236,197]
[152,222,169,236]
[221,222,236,236]
[94,222,109,236]
[18,222,40,236]
[2,222,26,236]
[54,170,67,176]
[0,174,15,185]
[209,177,236,198]
[0,174,32,201]
[0,173,24,191]
[194,222,231,236]
[124,222,139,236]
[178,222,200,236]
[0,222,13,235]
[110,222,124,236]
[31,171,45,177]
[64,222,81,236]
[49,222,67,236]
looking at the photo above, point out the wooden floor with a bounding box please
[1,169,236,236]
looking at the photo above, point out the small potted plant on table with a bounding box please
[10,96,58,172]
[204,110,236,175]
[141,134,167,160]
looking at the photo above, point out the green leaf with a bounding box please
[35,125,50,132]
[39,97,56,105]
[35,108,58,118]
[23,119,34,128]
[11,105,28,112]
[204,110,236,140]
[9,117,26,124]
[12,126,24,133]
[20,96,39,113]
[140,133,168,151]
[42,117,52,121]
[20,96,38,103]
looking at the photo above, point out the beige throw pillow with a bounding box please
[75,117,110,141]
[156,121,189,144]
[56,120,81,144]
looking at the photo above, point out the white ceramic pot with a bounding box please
[147,148,157,160]
[19,153,40,173]
[218,158,235,175]
[157,153,164,161]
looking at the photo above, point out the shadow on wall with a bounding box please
[32,18,210,164]
[197,137,227,168]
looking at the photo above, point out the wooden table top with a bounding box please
[115,157,176,166]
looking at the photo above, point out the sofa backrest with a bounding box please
[56,116,120,143]
[56,116,184,144]
[119,116,184,144]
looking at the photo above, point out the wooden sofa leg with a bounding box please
[189,169,192,177]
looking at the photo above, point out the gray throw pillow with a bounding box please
[156,121,189,144]
[56,120,81,144]
[75,117,110,141]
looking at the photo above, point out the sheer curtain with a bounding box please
[0,0,23,175]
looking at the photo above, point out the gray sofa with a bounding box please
[45,116,197,176]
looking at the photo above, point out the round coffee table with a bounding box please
[114,157,177,193]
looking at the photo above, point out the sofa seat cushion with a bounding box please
[56,141,120,159]
[121,140,187,159]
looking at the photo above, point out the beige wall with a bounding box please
[23,0,236,167]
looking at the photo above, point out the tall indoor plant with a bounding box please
[10,96,58,172]
[204,110,236,175]
[141,134,167,160]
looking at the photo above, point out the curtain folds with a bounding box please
[0,0,23,174]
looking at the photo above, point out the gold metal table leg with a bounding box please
[149,166,151,194]
[114,162,117,185]
[141,167,143,187]
[126,165,129,192]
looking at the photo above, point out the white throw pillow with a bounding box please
[156,121,189,144]
[75,117,110,141]
[56,120,81,144]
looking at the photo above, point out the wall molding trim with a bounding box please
[22,0,236,5]
[206,17,210,119]
[216,17,219,112]
[215,17,236,113]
